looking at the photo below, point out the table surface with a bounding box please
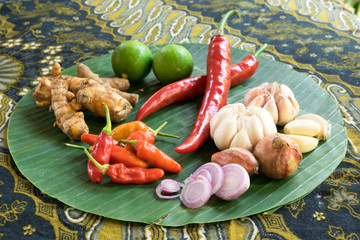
[1,0,359,239]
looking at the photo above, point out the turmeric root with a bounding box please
[77,63,139,106]
[32,77,53,107]
[69,77,133,122]
[33,62,61,107]
[51,75,89,140]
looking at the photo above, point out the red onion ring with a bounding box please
[215,164,250,201]
[179,175,212,209]
[156,179,182,199]
[194,162,224,194]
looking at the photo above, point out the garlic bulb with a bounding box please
[210,103,277,151]
[243,82,299,126]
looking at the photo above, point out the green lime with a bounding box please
[152,44,193,84]
[111,40,153,83]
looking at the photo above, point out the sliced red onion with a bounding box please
[215,163,250,201]
[156,179,182,200]
[194,162,224,194]
[179,175,212,209]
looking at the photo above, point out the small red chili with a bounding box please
[124,122,179,152]
[84,149,164,184]
[122,139,182,173]
[87,103,114,183]
[175,10,237,154]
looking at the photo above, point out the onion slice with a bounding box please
[194,162,224,194]
[179,175,212,209]
[156,179,182,200]
[215,164,250,201]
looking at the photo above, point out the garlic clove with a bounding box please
[295,114,331,140]
[248,94,266,107]
[253,107,277,136]
[277,96,299,126]
[230,129,253,151]
[213,118,238,150]
[242,116,264,145]
[210,108,233,137]
[284,119,321,137]
[243,87,263,106]
[263,95,278,124]
[285,134,319,153]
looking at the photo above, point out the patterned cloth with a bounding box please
[1,0,359,239]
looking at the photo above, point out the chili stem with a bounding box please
[120,139,137,147]
[64,143,90,150]
[149,121,180,139]
[101,102,112,135]
[216,10,239,35]
[84,148,109,175]
[254,43,268,58]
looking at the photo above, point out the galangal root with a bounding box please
[32,62,139,141]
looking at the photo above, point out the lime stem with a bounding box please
[102,102,112,135]
[84,148,109,176]
[254,43,268,58]
[216,10,239,35]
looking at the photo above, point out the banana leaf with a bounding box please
[7,43,347,226]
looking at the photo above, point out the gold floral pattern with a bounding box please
[0,0,359,239]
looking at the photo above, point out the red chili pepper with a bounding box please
[135,45,267,122]
[124,122,179,152]
[66,142,149,168]
[84,149,164,184]
[81,133,119,146]
[122,139,182,173]
[175,10,237,154]
[87,103,114,183]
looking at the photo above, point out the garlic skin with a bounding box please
[243,82,299,126]
[210,103,277,151]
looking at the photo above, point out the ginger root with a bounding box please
[32,62,61,107]
[51,75,89,140]
[77,63,139,106]
[32,62,138,140]
[67,76,133,122]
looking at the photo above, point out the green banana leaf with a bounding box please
[7,43,347,226]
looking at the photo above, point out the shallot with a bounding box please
[253,133,302,179]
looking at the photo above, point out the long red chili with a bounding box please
[175,10,237,154]
[87,103,114,183]
[122,139,182,173]
[84,149,164,184]
[135,45,267,122]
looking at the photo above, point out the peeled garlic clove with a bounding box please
[284,119,321,137]
[295,114,331,140]
[286,134,319,153]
